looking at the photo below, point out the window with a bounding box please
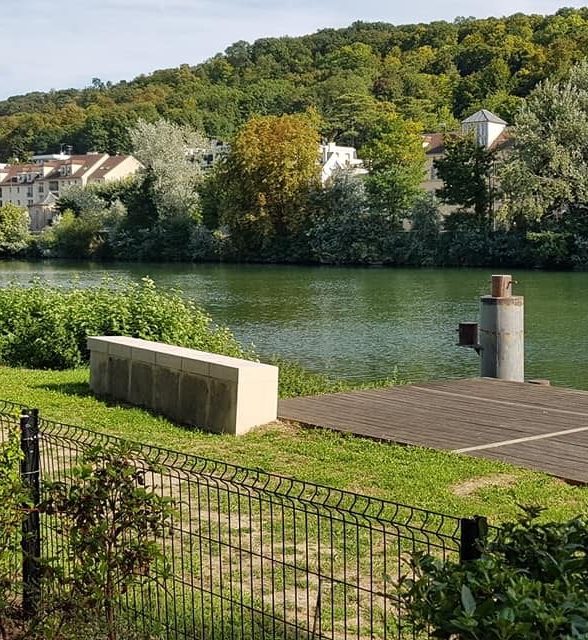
[49,181,59,193]
[38,184,44,194]
[27,199,33,206]
[26,186,33,198]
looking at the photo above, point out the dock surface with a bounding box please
[278,378,588,483]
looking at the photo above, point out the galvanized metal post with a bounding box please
[20,408,41,618]
[479,274,524,382]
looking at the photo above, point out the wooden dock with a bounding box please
[278,378,588,484]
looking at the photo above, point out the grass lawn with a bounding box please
[1,364,587,525]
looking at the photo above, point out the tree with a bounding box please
[129,118,207,219]
[435,132,496,229]
[362,111,425,226]
[499,59,588,230]
[307,169,382,264]
[0,203,30,255]
[219,111,321,256]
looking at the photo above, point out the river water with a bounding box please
[1,261,587,389]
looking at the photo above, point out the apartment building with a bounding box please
[0,152,142,231]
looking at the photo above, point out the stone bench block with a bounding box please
[87,336,279,435]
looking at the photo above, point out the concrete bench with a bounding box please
[87,336,279,435]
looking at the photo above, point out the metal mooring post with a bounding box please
[457,274,525,381]
[20,408,41,618]
[479,275,524,382]
[460,515,488,563]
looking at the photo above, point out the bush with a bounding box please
[0,203,30,256]
[526,231,573,268]
[0,278,245,369]
[40,443,175,640]
[404,508,588,639]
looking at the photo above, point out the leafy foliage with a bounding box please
[362,111,425,225]
[40,444,175,640]
[0,278,245,369]
[500,59,588,229]
[0,203,30,256]
[405,507,588,640]
[218,111,321,258]
[129,118,205,219]
[435,132,496,229]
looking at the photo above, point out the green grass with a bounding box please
[1,364,587,525]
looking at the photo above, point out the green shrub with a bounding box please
[0,278,245,369]
[404,508,588,639]
[40,443,175,640]
[526,231,572,268]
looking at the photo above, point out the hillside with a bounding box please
[1,8,588,160]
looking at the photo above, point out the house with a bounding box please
[0,152,142,232]
[421,109,512,215]
[320,142,367,184]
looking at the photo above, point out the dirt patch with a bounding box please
[451,473,519,497]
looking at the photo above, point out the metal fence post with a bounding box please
[20,408,41,618]
[460,515,488,563]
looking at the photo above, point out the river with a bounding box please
[1,261,587,389]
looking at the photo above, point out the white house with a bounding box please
[319,142,367,185]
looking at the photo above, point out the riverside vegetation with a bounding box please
[2,283,588,638]
[3,10,588,267]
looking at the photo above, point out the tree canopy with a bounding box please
[218,111,321,257]
[3,9,588,160]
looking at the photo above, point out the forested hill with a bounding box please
[2,7,588,160]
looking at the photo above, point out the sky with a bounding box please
[0,0,586,99]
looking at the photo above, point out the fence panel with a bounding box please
[0,401,478,639]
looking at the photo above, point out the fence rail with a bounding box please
[0,399,489,639]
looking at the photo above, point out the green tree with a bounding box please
[0,203,30,255]
[435,132,496,228]
[500,59,588,230]
[362,112,425,226]
[41,210,104,259]
[219,111,321,257]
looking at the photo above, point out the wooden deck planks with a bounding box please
[277,378,588,483]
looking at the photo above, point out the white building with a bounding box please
[0,153,142,231]
[187,139,230,171]
[320,142,367,185]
